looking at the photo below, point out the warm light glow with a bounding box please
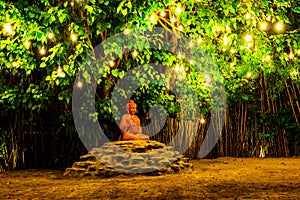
[223,36,229,45]
[132,50,138,57]
[275,22,284,32]
[109,60,115,67]
[189,59,194,64]
[246,43,252,49]
[171,16,176,23]
[24,40,31,49]
[216,27,221,32]
[57,67,65,78]
[77,81,83,88]
[266,16,272,21]
[230,62,235,67]
[230,49,235,54]
[178,25,183,31]
[4,23,13,34]
[260,22,267,31]
[160,11,166,17]
[265,55,271,61]
[48,32,54,40]
[246,72,252,78]
[245,12,251,19]
[200,118,205,124]
[70,32,77,41]
[176,6,182,14]
[197,37,203,43]
[225,25,231,31]
[175,64,180,72]
[124,28,130,35]
[150,13,156,22]
[12,61,18,67]
[39,46,46,55]
[289,52,294,59]
[245,34,252,42]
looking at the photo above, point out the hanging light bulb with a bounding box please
[70,32,77,41]
[275,22,284,32]
[246,72,252,78]
[4,23,13,35]
[200,118,205,124]
[175,63,180,72]
[132,50,138,57]
[160,11,166,17]
[197,36,203,43]
[47,32,54,40]
[223,36,229,45]
[265,55,271,61]
[260,22,267,31]
[39,46,46,55]
[289,52,294,59]
[176,6,182,14]
[171,16,176,23]
[230,48,235,54]
[77,80,83,88]
[12,61,18,67]
[109,60,115,67]
[178,25,183,31]
[24,40,31,49]
[245,12,251,19]
[245,34,252,42]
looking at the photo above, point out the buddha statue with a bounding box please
[119,100,150,140]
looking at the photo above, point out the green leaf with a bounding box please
[40,62,47,68]
[121,8,127,16]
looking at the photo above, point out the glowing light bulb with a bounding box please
[77,80,83,88]
[70,32,77,41]
[289,52,294,59]
[57,67,65,77]
[160,11,166,17]
[265,55,271,61]
[230,49,235,54]
[245,12,251,19]
[266,16,272,21]
[4,23,13,34]
[109,60,115,67]
[48,32,54,40]
[132,50,138,57]
[178,25,183,31]
[24,40,31,49]
[230,62,235,67]
[223,36,229,45]
[245,34,252,42]
[197,37,203,43]
[150,13,156,22]
[246,72,252,78]
[40,46,46,55]
[12,61,18,67]
[260,22,267,31]
[200,118,205,124]
[176,6,182,14]
[171,16,176,23]
[275,22,284,32]
[216,27,221,32]
[175,64,180,72]
[225,25,231,31]
[189,59,194,64]
[124,28,129,35]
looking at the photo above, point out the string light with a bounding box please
[77,80,83,88]
[47,32,54,40]
[175,6,182,15]
[265,55,271,61]
[160,11,166,17]
[200,118,205,124]
[275,22,284,32]
[70,32,77,41]
[175,63,180,72]
[245,12,251,19]
[246,72,252,78]
[178,25,183,31]
[109,60,115,67]
[197,36,203,43]
[12,61,18,67]
[266,16,272,22]
[225,25,231,31]
[24,40,31,49]
[230,49,235,54]
[4,23,13,35]
[39,46,46,55]
[223,36,229,45]
[289,52,294,60]
[260,22,267,31]
[132,50,138,57]
[245,34,252,42]
[171,16,176,23]
[124,28,130,35]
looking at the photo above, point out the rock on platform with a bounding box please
[64,140,193,178]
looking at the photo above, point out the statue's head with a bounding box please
[126,100,137,115]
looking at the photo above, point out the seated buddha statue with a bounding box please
[119,100,149,140]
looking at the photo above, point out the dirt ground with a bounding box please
[1,157,300,199]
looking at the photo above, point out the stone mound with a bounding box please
[64,140,193,178]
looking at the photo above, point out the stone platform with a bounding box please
[64,140,193,178]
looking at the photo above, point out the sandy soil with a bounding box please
[1,157,300,199]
